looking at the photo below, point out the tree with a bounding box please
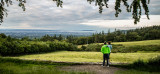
[53,34,57,40]
[21,36,30,41]
[0,0,62,24]
[106,33,116,41]
[0,0,26,23]
[144,29,160,40]
[40,34,53,41]
[0,0,150,25]
[87,0,150,24]
[0,33,7,38]
[114,34,126,42]
[126,32,140,41]
[57,34,63,41]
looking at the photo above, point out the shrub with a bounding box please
[129,56,160,72]
[49,41,77,51]
[111,44,160,53]
[81,45,87,51]
[85,44,103,51]
[0,40,77,56]
[111,44,125,53]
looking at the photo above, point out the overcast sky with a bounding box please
[0,0,160,31]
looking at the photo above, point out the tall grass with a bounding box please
[131,56,160,72]
[115,56,160,74]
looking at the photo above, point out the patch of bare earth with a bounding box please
[59,65,124,74]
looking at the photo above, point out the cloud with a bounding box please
[80,15,160,30]
[0,0,160,31]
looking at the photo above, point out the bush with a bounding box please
[49,41,77,51]
[148,56,160,66]
[111,44,160,53]
[0,40,77,56]
[81,45,87,51]
[111,44,125,53]
[130,56,160,72]
[84,44,103,51]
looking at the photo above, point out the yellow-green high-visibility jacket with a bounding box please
[101,45,110,54]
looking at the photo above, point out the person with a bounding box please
[107,41,112,64]
[101,42,110,67]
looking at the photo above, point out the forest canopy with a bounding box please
[0,0,150,24]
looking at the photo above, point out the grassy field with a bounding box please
[9,51,160,63]
[112,40,160,46]
[0,58,90,74]
[78,40,160,48]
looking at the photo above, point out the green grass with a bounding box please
[115,56,160,74]
[8,51,160,63]
[1,55,160,74]
[112,40,160,46]
[116,69,159,74]
[0,62,60,74]
[78,39,160,48]
[0,58,90,74]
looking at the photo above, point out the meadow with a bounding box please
[78,39,160,48]
[112,40,160,46]
[8,51,160,63]
[78,40,160,52]
[1,40,160,74]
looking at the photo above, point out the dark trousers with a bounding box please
[103,54,109,66]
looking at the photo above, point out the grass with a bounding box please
[112,40,160,46]
[116,69,159,74]
[78,39,160,48]
[0,62,60,74]
[1,40,160,73]
[115,56,160,74]
[0,58,90,74]
[1,55,160,74]
[8,51,160,63]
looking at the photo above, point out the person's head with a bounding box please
[107,41,111,45]
[104,41,106,45]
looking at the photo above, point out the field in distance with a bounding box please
[9,51,160,63]
[112,39,160,46]
[78,39,160,48]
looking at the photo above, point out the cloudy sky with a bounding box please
[0,0,160,31]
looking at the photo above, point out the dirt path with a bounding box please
[10,58,126,74]
[59,65,125,74]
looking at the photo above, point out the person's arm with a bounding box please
[111,45,112,50]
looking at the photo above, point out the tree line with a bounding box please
[0,34,77,56]
[18,25,160,45]
[41,25,159,45]
[2,25,159,45]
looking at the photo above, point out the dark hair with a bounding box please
[104,41,106,45]
[107,41,111,45]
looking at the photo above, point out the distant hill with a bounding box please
[0,29,95,38]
